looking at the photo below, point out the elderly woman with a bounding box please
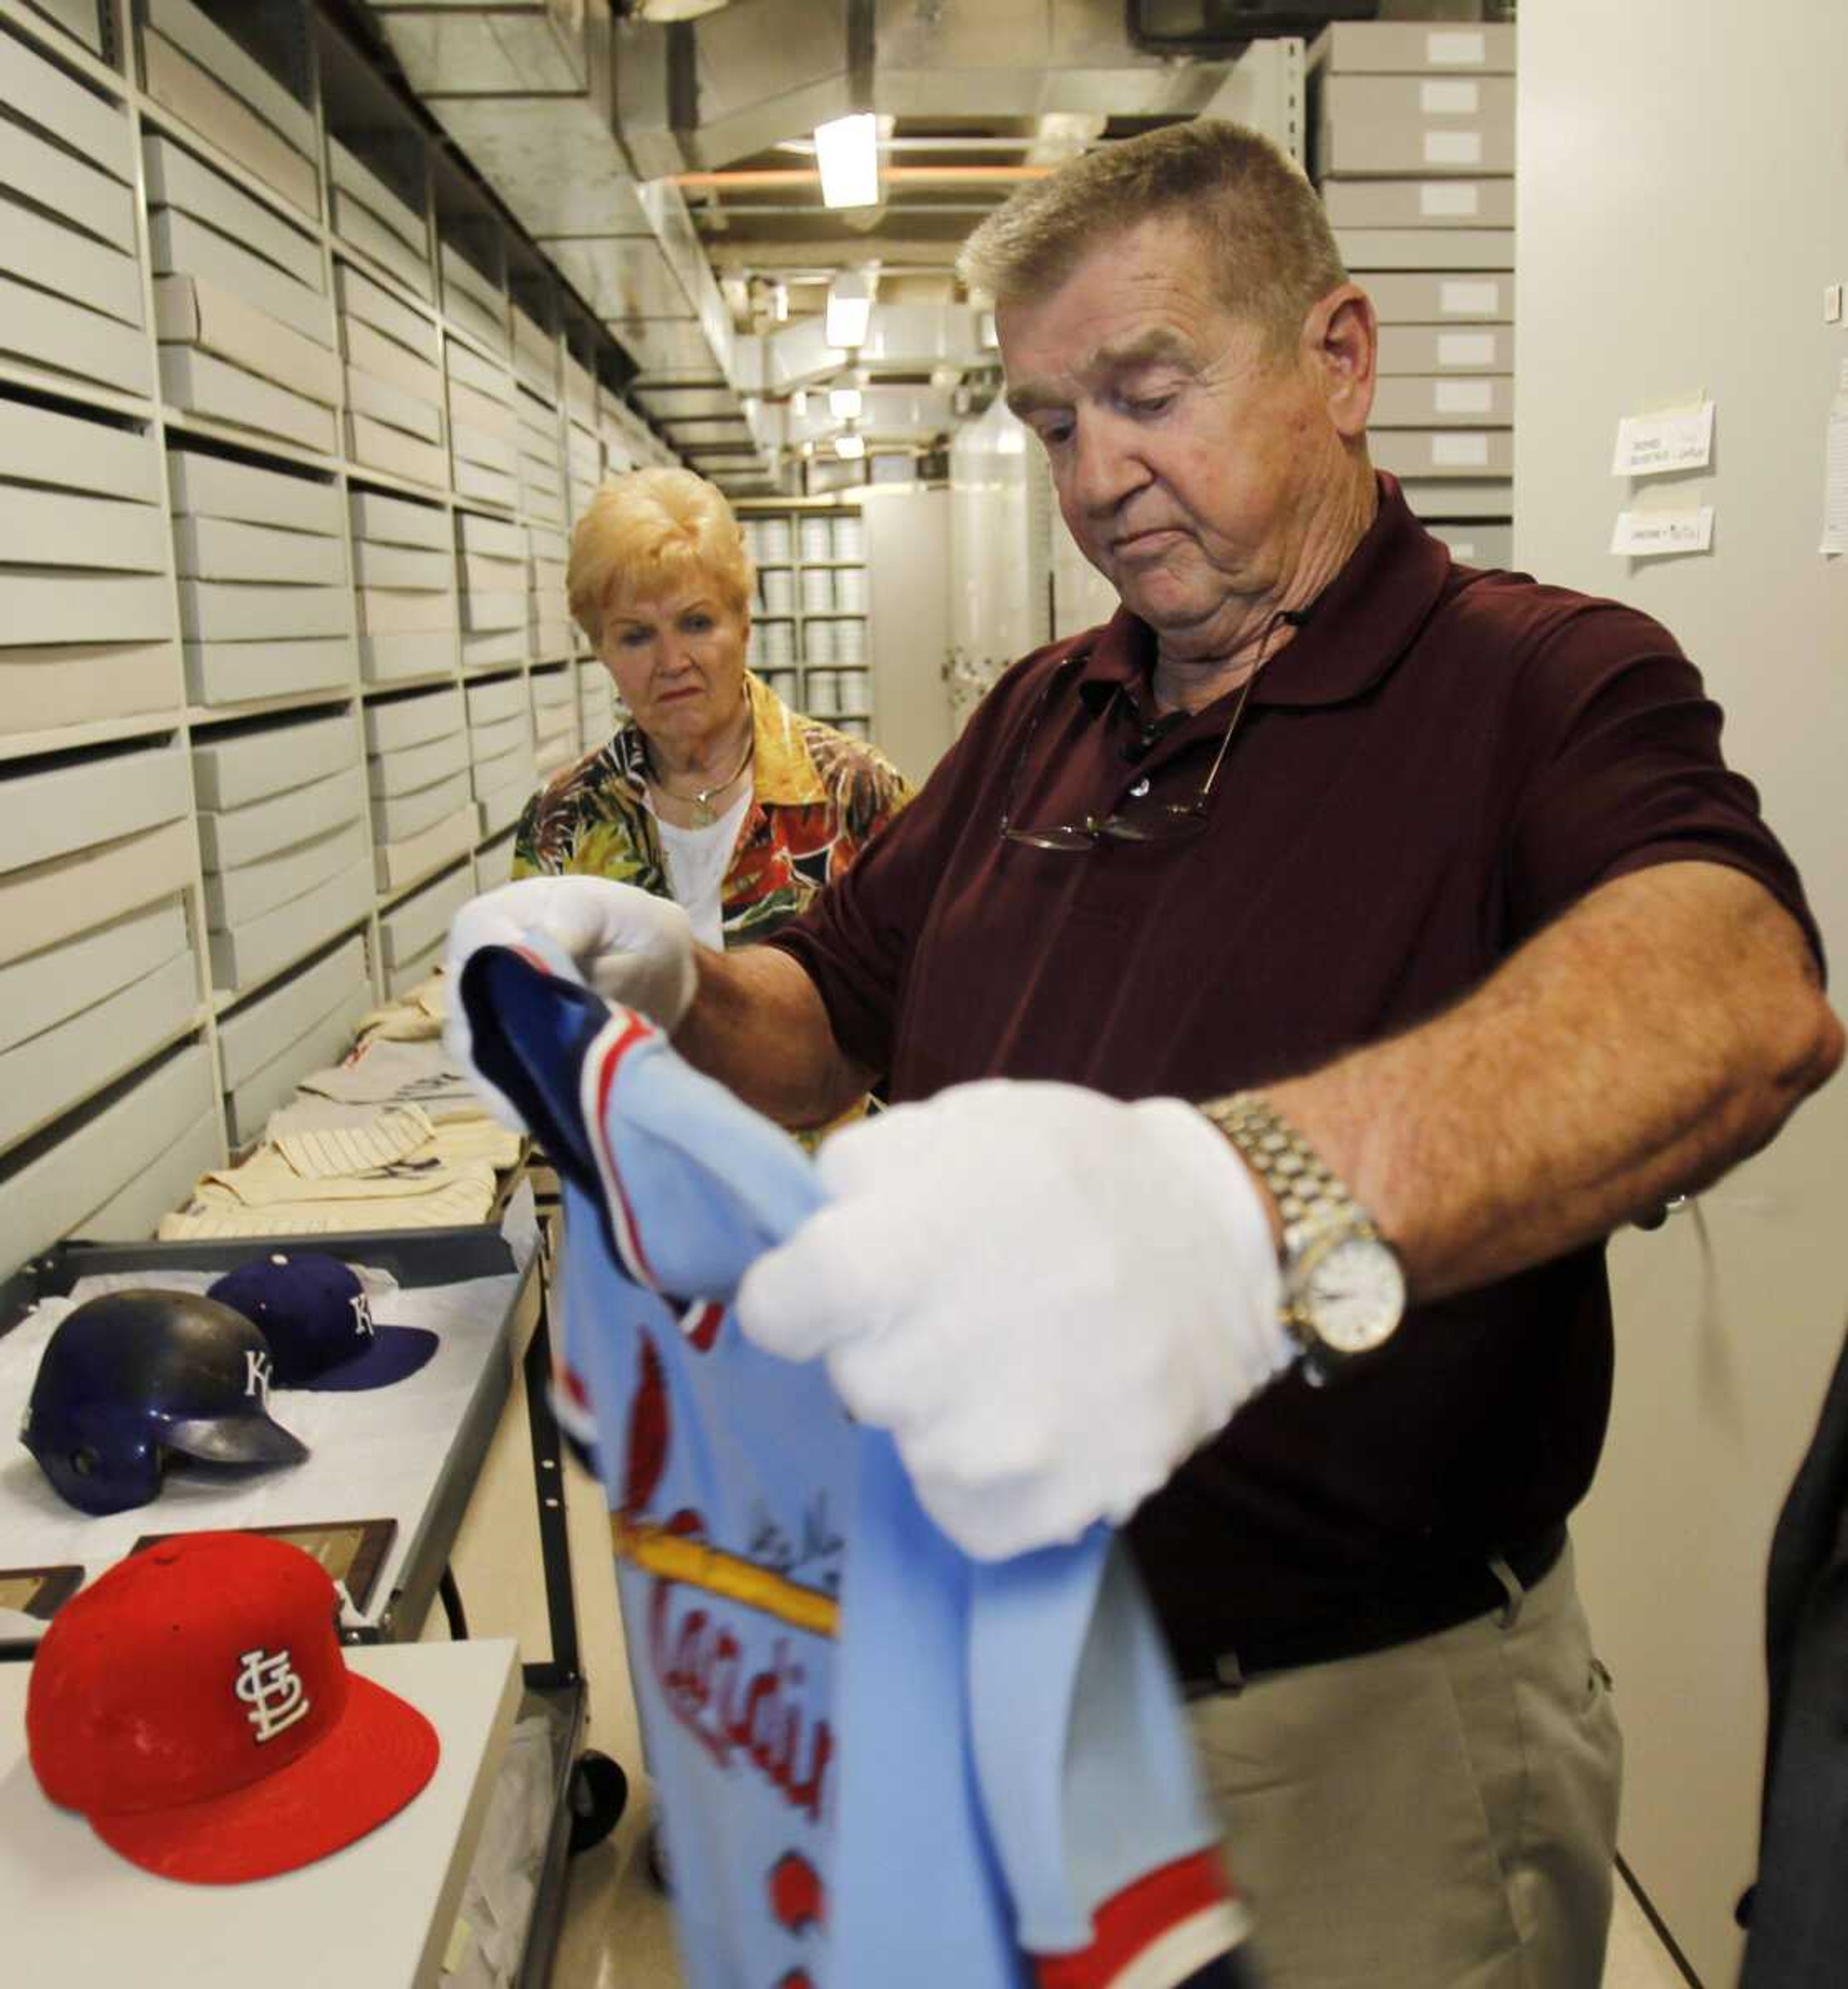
[512,468,908,953]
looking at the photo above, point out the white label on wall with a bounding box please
[1610,506,1714,557]
[1611,400,1715,477]
[1425,130,1484,167]
[1421,183,1480,219]
[1432,432,1491,468]
[1436,379,1495,416]
[1437,331,1498,367]
[1445,540,1478,559]
[1440,280,1501,316]
[1428,30,1487,65]
[1421,80,1481,115]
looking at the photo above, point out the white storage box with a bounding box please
[141,132,321,290]
[348,412,448,488]
[0,486,167,572]
[5,572,174,648]
[345,315,443,406]
[369,728,469,797]
[0,1043,215,1271]
[0,947,199,1158]
[352,542,449,591]
[469,709,530,765]
[217,932,367,1090]
[184,636,355,706]
[533,703,575,746]
[198,762,366,871]
[337,260,441,366]
[1366,272,1513,323]
[175,515,346,585]
[473,735,535,796]
[0,111,135,255]
[149,210,333,349]
[1338,228,1515,272]
[159,346,337,455]
[205,817,367,928]
[346,363,444,445]
[351,486,450,550]
[372,766,472,844]
[465,674,526,727]
[1318,75,1516,178]
[360,629,456,685]
[529,667,571,708]
[364,684,465,755]
[330,139,426,253]
[332,189,430,301]
[1426,521,1515,568]
[168,448,341,534]
[1377,324,1516,374]
[358,587,457,637]
[461,552,526,596]
[192,708,359,809]
[1311,22,1515,75]
[0,896,188,1058]
[1322,178,1516,230]
[378,860,472,968]
[0,271,151,397]
[457,510,526,561]
[452,459,519,509]
[1371,428,1514,478]
[475,830,518,892]
[146,0,314,155]
[1370,375,1513,426]
[0,26,133,183]
[208,854,372,991]
[1,194,141,325]
[226,985,367,1147]
[462,628,527,671]
[140,28,315,219]
[476,775,530,839]
[462,590,526,634]
[0,820,193,969]
[1396,477,1515,520]
[4,398,160,505]
[178,578,351,644]
[374,807,474,891]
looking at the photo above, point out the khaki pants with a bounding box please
[1187,1543,1622,1989]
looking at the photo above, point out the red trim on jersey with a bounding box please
[1034,1849,1237,1989]
[680,1300,725,1352]
[591,1012,662,1288]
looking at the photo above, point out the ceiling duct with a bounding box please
[366,1,770,476]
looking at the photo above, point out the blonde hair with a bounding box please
[958,119,1347,359]
[567,467,754,645]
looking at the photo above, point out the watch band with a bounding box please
[1199,1091,1376,1246]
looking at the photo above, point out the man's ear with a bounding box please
[1304,282,1377,439]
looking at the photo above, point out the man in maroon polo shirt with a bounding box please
[449,123,1843,1985]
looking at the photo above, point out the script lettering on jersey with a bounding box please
[647,1583,834,1822]
[234,1645,310,1742]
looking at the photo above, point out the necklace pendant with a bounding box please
[691,796,717,827]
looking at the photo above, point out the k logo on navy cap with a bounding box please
[207,1254,438,1392]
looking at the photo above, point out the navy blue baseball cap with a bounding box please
[206,1255,438,1392]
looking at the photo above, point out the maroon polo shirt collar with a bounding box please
[1074,474,1450,715]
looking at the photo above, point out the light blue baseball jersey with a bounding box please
[461,943,1258,1989]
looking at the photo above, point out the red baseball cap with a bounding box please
[25,1531,439,1884]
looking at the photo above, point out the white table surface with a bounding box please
[0,1637,521,1988]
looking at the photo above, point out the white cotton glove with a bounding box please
[442,876,698,1129]
[736,1080,1296,1561]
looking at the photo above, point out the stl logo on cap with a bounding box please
[206,1254,438,1393]
[26,1532,439,1884]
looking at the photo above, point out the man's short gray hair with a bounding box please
[958,119,1348,357]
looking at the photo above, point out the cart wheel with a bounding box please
[566,1751,628,1856]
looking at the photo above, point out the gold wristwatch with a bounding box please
[1200,1091,1407,1387]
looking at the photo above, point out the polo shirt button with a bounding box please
[1129,777,1151,798]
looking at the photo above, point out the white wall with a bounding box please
[1515,3,1848,1979]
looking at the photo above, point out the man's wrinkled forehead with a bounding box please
[1002,327,1204,421]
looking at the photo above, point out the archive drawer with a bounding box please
[205,818,368,929]
[157,275,343,415]
[1339,228,1514,272]
[0,486,167,572]
[0,742,189,876]
[330,139,428,261]
[346,364,443,445]
[1427,521,1515,569]
[149,210,333,350]
[346,316,444,407]
[0,272,153,396]
[0,821,193,968]
[198,763,367,872]
[1371,428,1514,479]
[1366,272,1513,323]
[512,308,555,398]
[360,629,457,686]
[457,510,526,562]
[142,132,321,290]
[365,684,465,754]
[1396,477,1514,521]
[357,587,457,637]
[351,487,450,550]
[475,831,517,892]
[7,572,174,647]
[1311,22,1515,75]
[158,347,337,456]
[462,629,526,673]
[178,578,352,644]
[1377,324,1516,375]
[353,539,450,590]
[3,397,159,504]
[462,590,526,634]
[471,733,534,795]
[1318,76,1516,177]
[0,948,199,1158]
[369,728,469,797]
[207,853,371,992]
[176,516,346,586]
[477,774,530,841]
[337,260,441,368]
[372,768,472,845]
[465,673,526,728]
[1370,375,1513,427]
[348,412,447,488]
[374,808,475,892]
[169,448,342,535]
[331,184,431,302]
[0,106,134,255]
[93,1105,220,1242]
[218,933,369,1091]
[192,709,359,810]
[0,1043,216,1273]
[0,24,132,181]
[469,709,531,766]
[0,896,189,1059]
[378,861,471,969]
[1322,178,1516,231]
[226,990,365,1148]
[185,636,356,707]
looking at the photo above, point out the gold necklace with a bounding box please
[649,728,756,827]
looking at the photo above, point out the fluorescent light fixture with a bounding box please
[834,431,866,460]
[825,272,873,349]
[815,113,880,209]
[828,385,863,420]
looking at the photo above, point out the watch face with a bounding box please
[1302,1235,1407,1354]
